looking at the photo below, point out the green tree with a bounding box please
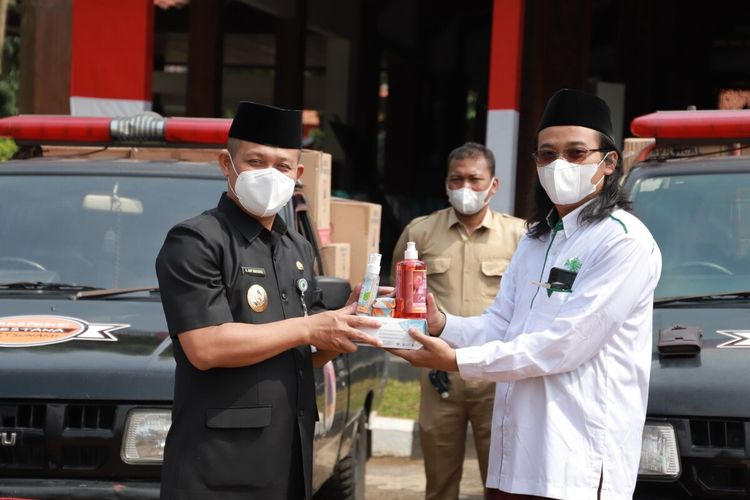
[0,0,18,160]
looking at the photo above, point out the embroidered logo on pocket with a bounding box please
[564,257,582,273]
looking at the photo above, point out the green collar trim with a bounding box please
[545,211,564,231]
[609,214,628,234]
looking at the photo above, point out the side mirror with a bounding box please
[316,276,351,310]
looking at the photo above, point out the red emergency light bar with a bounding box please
[163,117,231,145]
[0,114,233,146]
[631,110,750,141]
[0,115,114,143]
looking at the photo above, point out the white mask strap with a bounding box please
[226,153,241,197]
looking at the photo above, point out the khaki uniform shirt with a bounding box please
[391,207,526,316]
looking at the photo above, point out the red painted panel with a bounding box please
[487,0,525,111]
[70,0,154,100]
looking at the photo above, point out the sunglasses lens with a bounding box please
[565,148,590,162]
[535,151,558,164]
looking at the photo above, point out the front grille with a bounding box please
[62,446,109,469]
[0,401,167,480]
[0,440,45,468]
[66,404,115,430]
[694,464,747,495]
[690,419,745,449]
[0,404,46,429]
[0,403,47,468]
[0,402,119,473]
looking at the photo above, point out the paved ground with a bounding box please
[365,456,484,499]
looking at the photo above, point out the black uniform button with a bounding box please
[281,292,288,301]
[298,369,304,377]
[298,410,305,417]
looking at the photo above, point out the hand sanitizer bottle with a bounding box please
[394,242,427,318]
[356,253,382,315]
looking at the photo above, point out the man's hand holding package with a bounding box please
[310,284,392,366]
[386,329,458,372]
[424,292,446,336]
[386,293,458,372]
[308,302,382,353]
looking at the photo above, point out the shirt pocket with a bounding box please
[198,405,275,488]
[531,287,572,325]
[480,258,510,300]
[205,405,272,429]
[424,256,451,299]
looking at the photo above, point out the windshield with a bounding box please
[0,174,226,289]
[631,172,750,299]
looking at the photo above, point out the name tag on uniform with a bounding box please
[241,266,266,277]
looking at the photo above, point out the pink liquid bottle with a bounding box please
[394,241,427,319]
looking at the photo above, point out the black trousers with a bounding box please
[287,426,305,500]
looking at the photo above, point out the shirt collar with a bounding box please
[547,199,596,238]
[448,207,494,231]
[545,209,563,232]
[217,192,288,243]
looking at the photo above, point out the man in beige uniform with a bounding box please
[392,142,525,499]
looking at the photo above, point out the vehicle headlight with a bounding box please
[121,409,172,464]
[638,422,680,479]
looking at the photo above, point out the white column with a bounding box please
[487,109,520,215]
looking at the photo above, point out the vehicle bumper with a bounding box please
[636,456,750,499]
[0,478,159,499]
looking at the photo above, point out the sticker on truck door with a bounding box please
[717,330,750,348]
[0,315,128,347]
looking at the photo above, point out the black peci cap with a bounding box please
[228,101,302,149]
[537,89,614,141]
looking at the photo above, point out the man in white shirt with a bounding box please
[389,88,662,500]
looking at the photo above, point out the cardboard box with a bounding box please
[358,317,427,350]
[320,242,350,280]
[299,150,332,229]
[317,226,332,245]
[331,198,382,286]
[622,138,655,173]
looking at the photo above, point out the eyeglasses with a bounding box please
[532,148,608,165]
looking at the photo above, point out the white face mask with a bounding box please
[446,184,493,215]
[536,153,610,205]
[228,155,296,217]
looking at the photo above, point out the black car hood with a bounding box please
[649,303,750,418]
[0,297,174,401]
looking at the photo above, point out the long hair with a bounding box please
[527,133,631,239]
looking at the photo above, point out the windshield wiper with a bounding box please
[0,281,100,292]
[0,282,160,300]
[72,286,160,300]
[655,290,750,305]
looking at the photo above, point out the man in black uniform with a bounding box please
[155,101,381,500]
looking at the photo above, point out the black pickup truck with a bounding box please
[0,117,387,500]
[627,111,750,499]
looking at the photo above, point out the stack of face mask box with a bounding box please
[357,297,427,350]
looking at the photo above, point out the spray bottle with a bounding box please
[394,241,427,318]
[356,253,382,315]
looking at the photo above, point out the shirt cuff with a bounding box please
[455,345,487,380]
[440,312,463,348]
